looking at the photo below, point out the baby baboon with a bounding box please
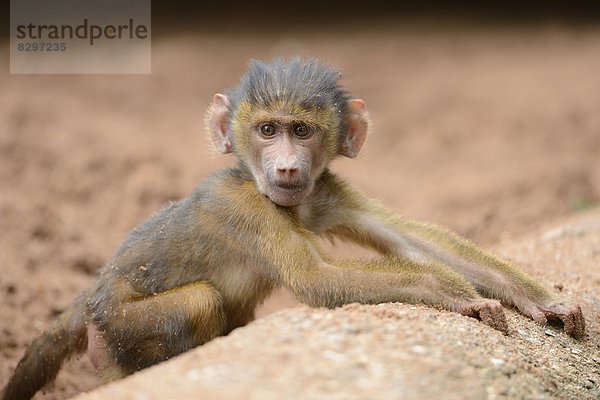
[2,58,585,400]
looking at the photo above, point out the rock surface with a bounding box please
[76,211,600,400]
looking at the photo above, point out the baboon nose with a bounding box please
[275,154,299,179]
[276,166,298,179]
[277,165,297,173]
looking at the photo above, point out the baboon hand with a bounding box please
[457,299,509,334]
[520,300,585,338]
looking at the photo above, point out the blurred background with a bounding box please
[1,2,600,398]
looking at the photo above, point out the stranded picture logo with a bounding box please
[10,0,151,74]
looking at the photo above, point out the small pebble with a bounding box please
[490,358,505,367]
[553,283,564,292]
[540,227,567,242]
[527,338,542,345]
[584,379,595,389]
[411,345,427,355]
[322,349,346,362]
[186,369,201,381]
[544,330,557,337]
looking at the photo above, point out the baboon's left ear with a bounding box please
[339,99,369,158]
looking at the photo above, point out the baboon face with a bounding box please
[207,59,369,207]
[244,115,328,207]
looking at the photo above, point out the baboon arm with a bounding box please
[287,254,476,309]
[324,184,585,337]
[268,230,508,333]
[279,247,511,332]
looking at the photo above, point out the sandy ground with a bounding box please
[1,24,600,399]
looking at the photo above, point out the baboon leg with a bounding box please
[89,281,226,380]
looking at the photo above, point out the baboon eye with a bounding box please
[293,123,310,138]
[260,123,277,137]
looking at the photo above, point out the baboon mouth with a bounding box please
[275,183,306,190]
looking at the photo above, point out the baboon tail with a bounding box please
[1,295,88,400]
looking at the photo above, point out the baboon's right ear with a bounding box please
[207,94,232,154]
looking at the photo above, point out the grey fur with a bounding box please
[227,58,350,117]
